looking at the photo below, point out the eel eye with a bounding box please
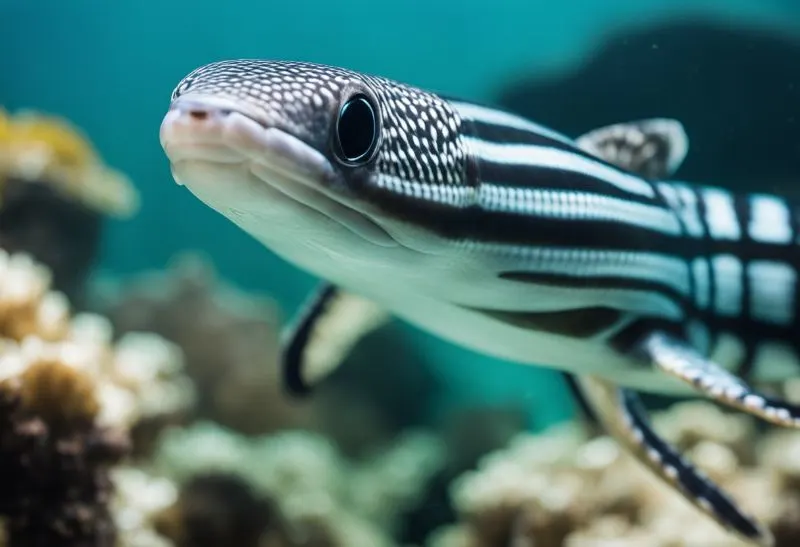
[334,93,379,165]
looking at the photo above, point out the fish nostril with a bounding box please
[188,109,209,121]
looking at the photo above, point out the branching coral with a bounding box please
[149,421,446,547]
[93,253,442,456]
[111,467,179,547]
[93,253,444,467]
[93,254,315,436]
[430,401,800,547]
[0,248,194,545]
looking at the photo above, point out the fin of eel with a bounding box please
[636,330,800,429]
[576,117,688,180]
[280,117,690,397]
[575,375,774,546]
[577,125,777,545]
[281,282,389,396]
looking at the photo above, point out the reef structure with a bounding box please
[0,249,192,546]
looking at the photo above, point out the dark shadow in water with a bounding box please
[496,19,800,195]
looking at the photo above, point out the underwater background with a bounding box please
[2,1,800,545]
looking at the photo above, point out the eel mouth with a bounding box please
[159,94,397,247]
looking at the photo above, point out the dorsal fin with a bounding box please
[576,118,689,180]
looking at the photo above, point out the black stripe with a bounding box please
[474,161,658,204]
[691,185,720,353]
[448,98,659,202]
[357,179,681,250]
[462,304,623,339]
[281,283,339,397]
[365,177,800,270]
[462,116,580,153]
[457,118,659,205]
[734,193,758,378]
[498,271,687,312]
[620,389,767,542]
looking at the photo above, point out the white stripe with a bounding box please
[747,260,796,325]
[374,174,475,206]
[702,187,741,240]
[374,174,677,233]
[674,184,705,237]
[462,243,687,319]
[748,194,793,244]
[479,186,680,234]
[691,257,710,309]
[711,254,743,316]
[464,243,691,296]
[663,182,705,238]
[448,101,576,146]
[464,137,655,198]
[658,182,706,237]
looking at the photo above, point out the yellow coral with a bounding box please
[0,250,69,342]
[0,107,139,218]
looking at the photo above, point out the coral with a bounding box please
[429,400,800,547]
[0,107,141,303]
[92,254,315,437]
[0,176,103,304]
[0,107,139,219]
[0,249,194,545]
[0,250,69,342]
[150,421,446,547]
[111,467,179,547]
[0,381,128,546]
[93,252,442,456]
[152,473,283,547]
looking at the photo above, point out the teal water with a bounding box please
[2,0,798,427]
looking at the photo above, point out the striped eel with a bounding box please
[159,59,800,545]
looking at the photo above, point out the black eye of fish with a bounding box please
[334,93,379,165]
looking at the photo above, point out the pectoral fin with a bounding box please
[636,330,800,428]
[577,118,688,180]
[281,283,389,396]
[575,376,772,546]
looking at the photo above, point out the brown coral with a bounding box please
[430,401,800,547]
[0,249,194,545]
[0,365,129,546]
[92,253,313,437]
[92,253,443,459]
[149,422,446,547]
[153,473,285,547]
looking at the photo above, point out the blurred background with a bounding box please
[4,0,800,427]
[1,2,800,545]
